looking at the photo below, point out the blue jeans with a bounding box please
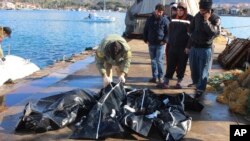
[148,44,165,79]
[189,47,212,91]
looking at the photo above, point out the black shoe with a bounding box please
[194,91,203,99]
[156,82,169,89]
[148,78,157,83]
[174,83,182,89]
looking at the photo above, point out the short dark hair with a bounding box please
[3,27,12,37]
[108,41,123,59]
[199,0,213,10]
[155,3,165,11]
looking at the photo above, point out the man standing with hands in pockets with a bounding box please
[143,3,169,84]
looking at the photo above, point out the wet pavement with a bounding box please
[0,39,249,141]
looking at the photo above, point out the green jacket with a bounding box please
[95,34,132,75]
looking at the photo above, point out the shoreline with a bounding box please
[0,35,229,97]
[220,14,250,17]
[0,49,96,97]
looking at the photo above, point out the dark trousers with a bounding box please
[165,48,188,81]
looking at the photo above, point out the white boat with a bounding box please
[0,55,40,86]
[83,13,115,23]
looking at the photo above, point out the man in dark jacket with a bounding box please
[159,2,193,89]
[143,3,169,83]
[164,2,177,70]
[187,0,221,98]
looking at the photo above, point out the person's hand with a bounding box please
[185,48,190,54]
[103,74,112,87]
[160,41,166,45]
[203,10,211,21]
[119,73,126,83]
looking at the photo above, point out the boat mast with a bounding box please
[104,0,106,11]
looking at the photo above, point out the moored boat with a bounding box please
[83,13,115,23]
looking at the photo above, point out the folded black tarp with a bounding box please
[15,89,97,133]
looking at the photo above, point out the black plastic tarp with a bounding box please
[155,93,192,141]
[122,89,193,141]
[70,82,126,139]
[16,83,203,140]
[15,89,97,133]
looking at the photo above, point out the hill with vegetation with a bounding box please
[214,0,250,4]
[11,0,249,10]
[13,0,133,10]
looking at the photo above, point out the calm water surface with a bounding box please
[0,10,125,68]
[0,10,249,68]
[220,16,250,39]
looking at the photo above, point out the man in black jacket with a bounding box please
[143,3,169,83]
[187,0,221,98]
[160,2,193,89]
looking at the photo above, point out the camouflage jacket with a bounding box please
[95,34,132,75]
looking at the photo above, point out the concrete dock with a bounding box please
[0,38,249,141]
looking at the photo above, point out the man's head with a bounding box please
[199,0,213,11]
[154,3,165,18]
[3,27,12,38]
[170,2,178,13]
[109,41,123,59]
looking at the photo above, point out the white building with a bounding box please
[230,6,240,15]
[1,2,16,10]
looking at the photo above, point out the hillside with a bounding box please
[8,0,250,9]
[11,0,132,9]
[214,0,250,4]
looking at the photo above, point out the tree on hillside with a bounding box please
[11,0,131,9]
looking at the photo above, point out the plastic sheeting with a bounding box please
[16,83,203,140]
[122,89,194,140]
[70,82,126,139]
[15,89,97,133]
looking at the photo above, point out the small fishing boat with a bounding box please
[83,13,115,23]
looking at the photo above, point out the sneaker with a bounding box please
[187,83,196,88]
[158,78,164,83]
[174,83,182,89]
[148,78,157,83]
[156,83,169,89]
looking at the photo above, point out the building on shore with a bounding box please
[229,6,241,15]
[214,7,229,15]
[0,1,15,10]
[214,4,250,16]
